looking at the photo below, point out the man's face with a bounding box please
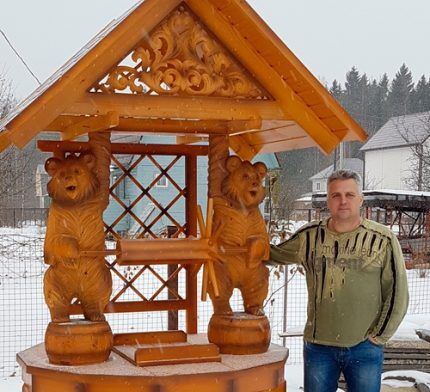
[327,179,363,222]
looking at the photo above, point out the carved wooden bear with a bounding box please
[43,153,112,322]
[209,155,270,316]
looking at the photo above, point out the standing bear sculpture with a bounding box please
[43,153,112,323]
[208,155,270,316]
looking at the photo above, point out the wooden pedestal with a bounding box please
[45,320,113,365]
[112,330,221,366]
[18,334,288,392]
[208,312,271,354]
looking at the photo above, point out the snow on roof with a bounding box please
[364,189,430,197]
[361,111,430,152]
[309,158,363,181]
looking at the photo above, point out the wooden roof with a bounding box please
[0,0,367,159]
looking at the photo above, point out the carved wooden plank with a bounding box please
[114,331,187,346]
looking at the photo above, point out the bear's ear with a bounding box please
[225,155,242,173]
[253,162,267,179]
[45,158,62,177]
[80,153,96,170]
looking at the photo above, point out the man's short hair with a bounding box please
[327,170,362,193]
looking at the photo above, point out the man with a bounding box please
[269,170,409,392]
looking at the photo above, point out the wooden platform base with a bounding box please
[18,334,288,392]
[45,320,113,365]
[112,330,221,366]
[208,312,271,354]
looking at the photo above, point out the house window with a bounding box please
[316,182,321,191]
[154,173,168,188]
[112,174,126,199]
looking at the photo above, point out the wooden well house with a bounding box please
[0,0,366,391]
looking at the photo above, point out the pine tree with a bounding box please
[329,79,343,101]
[378,73,390,125]
[411,75,430,113]
[388,63,414,116]
[367,79,381,135]
[344,67,362,119]
[366,74,390,134]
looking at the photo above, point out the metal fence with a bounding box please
[0,220,287,377]
[0,208,48,228]
[1,212,429,376]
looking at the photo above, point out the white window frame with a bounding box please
[154,173,168,188]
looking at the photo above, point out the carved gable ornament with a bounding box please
[92,6,270,99]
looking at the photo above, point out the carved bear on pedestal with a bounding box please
[43,153,112,322]
[209,155,270,316]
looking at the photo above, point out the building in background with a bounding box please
[309,158,364,193]
[361,111,430,191]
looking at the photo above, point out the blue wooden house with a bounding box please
[104,135,279,236]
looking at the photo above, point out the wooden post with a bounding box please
[185,154,198,333]
[208,135,229,198]
[89,132,111,209]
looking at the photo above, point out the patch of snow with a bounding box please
[383,370,430,388]
[0,376,21,392]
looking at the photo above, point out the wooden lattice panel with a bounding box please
[38,140,206,333]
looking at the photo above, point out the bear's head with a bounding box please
[45,153,99,205]
[221,156,267,210]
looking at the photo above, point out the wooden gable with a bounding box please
[0,0,367,159]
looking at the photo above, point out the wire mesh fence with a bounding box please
[1,213,430,375]
[0,220,287,377]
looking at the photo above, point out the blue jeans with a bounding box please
[303,340,384,392]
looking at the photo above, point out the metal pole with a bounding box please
[282,266,289,348]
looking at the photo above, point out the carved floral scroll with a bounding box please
[93,6,269,99]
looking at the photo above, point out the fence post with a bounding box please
[282,266,289,348]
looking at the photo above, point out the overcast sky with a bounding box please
[1,0,429,99]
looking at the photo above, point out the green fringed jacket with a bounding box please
[270,218,409,347]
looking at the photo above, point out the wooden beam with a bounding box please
[0,130,11,152]
[186,0,342,154]
[6,0,182,149]
[37,140,209,156]
[229,134,261,161]
[176,136,207,145]
[61,111,119,140]
[47,115,263,136]
[65,93,286,122]
[251,136,315,154]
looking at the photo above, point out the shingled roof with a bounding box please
[361,111,430,152]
